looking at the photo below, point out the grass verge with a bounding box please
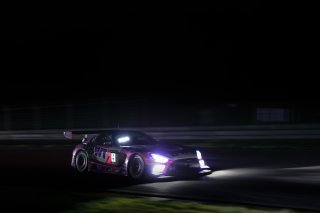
[61,194,300,213]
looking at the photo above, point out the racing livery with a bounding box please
[64,130,212,180]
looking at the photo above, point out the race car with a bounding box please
[64,130,212,180]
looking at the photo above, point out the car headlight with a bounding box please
[151,153,169,163]
[196,150,208,169]
[152,165,166,175]
[196,150,202,160]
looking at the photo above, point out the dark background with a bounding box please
[0,2,318,106]
[1,4,320,213]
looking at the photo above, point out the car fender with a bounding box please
[71,146,88,168]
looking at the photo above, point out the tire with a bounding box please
[128,154,145,181]
[75,151,88,173]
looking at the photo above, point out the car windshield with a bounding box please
[113,131,156,146]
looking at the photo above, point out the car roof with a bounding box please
[99,130,144,136]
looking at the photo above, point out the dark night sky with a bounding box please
[0,3,318,105]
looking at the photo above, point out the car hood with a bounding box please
[121,143,196,158]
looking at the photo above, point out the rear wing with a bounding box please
[63,131,73,139]
[63,129,142,142]
[63,131,99,143]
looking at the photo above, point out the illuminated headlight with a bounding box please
[151,154,169,163]
[152,165,166,175]
[196,150,208,169]
[199,160,206,168]
[196,150,202,160]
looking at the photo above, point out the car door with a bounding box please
[91,134,112,165]
[103,136,126,168]
[91,134,125,172]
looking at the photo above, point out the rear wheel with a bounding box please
[128,155,145,180]
[75,151,88,173]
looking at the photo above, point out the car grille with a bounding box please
[170,152,195,157]
[166,158,200,176]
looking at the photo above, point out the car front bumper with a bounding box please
[148,158,213,177]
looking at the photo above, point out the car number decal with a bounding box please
[93,147,117,164]
[111,153,116,163]
[106,151,117,164]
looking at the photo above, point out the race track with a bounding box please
[0,141,319,212]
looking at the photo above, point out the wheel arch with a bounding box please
[126,152,146,178]
[71,149,89,168]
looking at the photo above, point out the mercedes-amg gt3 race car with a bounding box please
[64,130,212,180]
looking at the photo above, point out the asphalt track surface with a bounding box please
[0,140,320,212]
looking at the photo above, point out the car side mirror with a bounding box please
[82,138,88,145]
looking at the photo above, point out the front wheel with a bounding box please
[75,151,88,173]
[128,155,145,181]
